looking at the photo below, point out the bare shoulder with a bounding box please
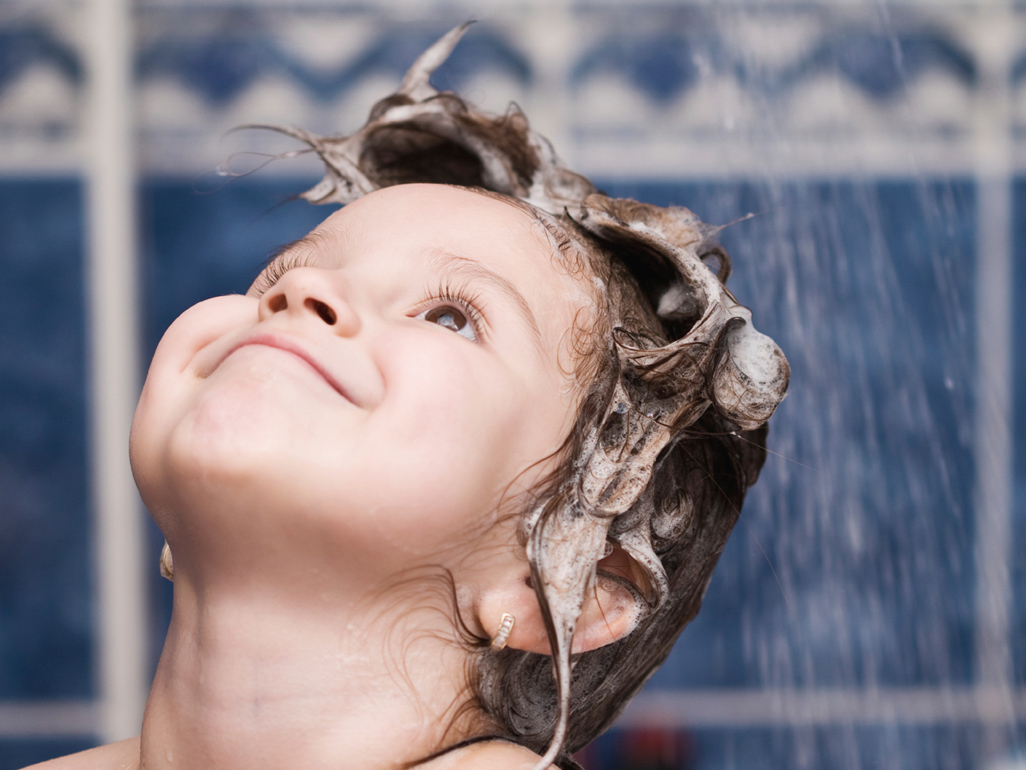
[21,738,139,770]
[419,740,558,770]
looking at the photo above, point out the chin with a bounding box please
[135,392,296,529]
[170,402,295,483]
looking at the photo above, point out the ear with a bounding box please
[476,547,645,656]
[572,545,647,654]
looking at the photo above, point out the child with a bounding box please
[31,24,788,770]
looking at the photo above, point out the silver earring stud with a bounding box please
[490,613,515,650]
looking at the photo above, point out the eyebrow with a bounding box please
[271,228,338,262]
[428,248,543,348]
[258,231,328,279]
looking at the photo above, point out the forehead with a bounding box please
[317,184,555,258]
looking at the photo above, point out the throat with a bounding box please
[139,583,475,770]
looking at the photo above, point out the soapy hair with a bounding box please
[469,209,771,769]
[265,24,790,770]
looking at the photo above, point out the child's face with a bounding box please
[131,184,597,578]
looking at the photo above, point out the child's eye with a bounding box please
[417,304,479,342]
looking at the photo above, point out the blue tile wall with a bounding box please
[0,180,92,700]
[0,739,96,770]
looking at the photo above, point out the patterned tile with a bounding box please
[0,180,92,700]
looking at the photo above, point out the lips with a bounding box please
[215,333,355,404]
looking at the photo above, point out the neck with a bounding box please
[139,570,479,770]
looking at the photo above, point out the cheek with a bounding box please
[373,335,568,521]
[379,334,525,448]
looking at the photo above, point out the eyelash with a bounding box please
[422,279,487,341]
[254,255,487,340]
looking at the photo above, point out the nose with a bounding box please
[257,268,361,336]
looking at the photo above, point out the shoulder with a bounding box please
[21,738,140,770]
[419,740,558,770]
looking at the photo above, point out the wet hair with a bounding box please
[269,24,790,770]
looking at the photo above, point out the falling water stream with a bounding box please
[587,4,1015,768]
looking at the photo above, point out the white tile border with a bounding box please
[971,4,1017,759]
[0,702,97,738]
[84,0,149,745]
[619,687,1026,728]
[4,688,1024,739]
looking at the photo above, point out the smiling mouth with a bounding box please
[219,334,353,403]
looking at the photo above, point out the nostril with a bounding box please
[267,294,288,313]
[306,298,337,326]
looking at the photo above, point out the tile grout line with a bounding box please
[0,702,98,738]
[85,0,149,744]
[3,688,1024,737]
[974,178,1014,699]
[970,1,1017,759]
[618,688,1026,729]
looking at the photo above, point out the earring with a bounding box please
[490,613,515,650]
[159,542,174,582]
